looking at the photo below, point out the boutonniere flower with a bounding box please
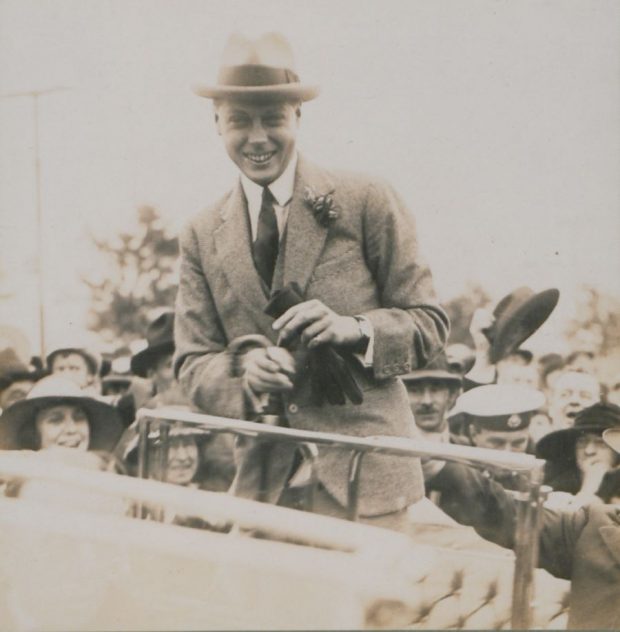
[304,186,339,227]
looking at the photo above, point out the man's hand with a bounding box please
[242,346,296,395]
[272,299,361,349]
[466,307,496,384]
[469,307,494,358]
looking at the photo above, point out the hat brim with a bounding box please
[536,423,610,461]
[130,341,175,378]
[193,83,320,102]
[123,425,211,464]
[603,427,620,454]
[490,288,560,364]
[401,370,462,385]
[0,395,123,451]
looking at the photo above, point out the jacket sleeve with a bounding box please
[429,462,588,580]
[359,179,449,379]
[173,222,246,420]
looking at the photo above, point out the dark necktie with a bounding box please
[252,186,279,288]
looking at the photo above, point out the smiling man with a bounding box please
[174,33,449,529]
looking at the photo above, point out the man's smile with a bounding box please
[244,151,276,165]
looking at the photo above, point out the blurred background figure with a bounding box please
[537,402,620,509]
[46,340,101,395]
[496,349,538,388]
[0,348,45,412]
[0,375,123,452]
[546,370,601,431]
[605,369,620,408]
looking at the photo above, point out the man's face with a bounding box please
[147,352,174,393]
[406,379,456,433]
[50,353,93,389]
[496,361,539,389]
[548,371,600,429]
[470,425,530,453]
[216,99,300,185]
[575,432,617,473]
[0,379,35,410]
[35,404,90,450]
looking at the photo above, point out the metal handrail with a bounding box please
[136,406,547,629]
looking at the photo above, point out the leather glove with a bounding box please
[265,283,363,406]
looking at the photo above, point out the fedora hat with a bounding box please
[194,32,319,102]
[0,349,45,392]
[130,311,175,378]
[537,402,620,461]
[0,375,123,451]
[401,352,462,386]
[484,287,560,364]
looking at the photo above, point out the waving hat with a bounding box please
[130,311,175,378]
[484,287,559,364]
[194,32,319,102]
[0,375,123,451]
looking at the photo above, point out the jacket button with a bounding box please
[288,403,299,414]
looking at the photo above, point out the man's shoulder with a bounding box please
[183,188,236,236]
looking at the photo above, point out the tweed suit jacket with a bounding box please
[173,156,449,516]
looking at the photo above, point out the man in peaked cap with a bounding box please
[453,384,545,456]
[174,32,449,528]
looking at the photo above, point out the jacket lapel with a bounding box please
[282,157,333,295]
[213,182,275,337]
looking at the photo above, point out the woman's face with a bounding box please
[35,404,90,450]
[149,434,200,486]
[575,432,617,473]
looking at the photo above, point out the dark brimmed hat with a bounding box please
[484,287,560,364]
[194,32,319,102]
[130,311,175,378]
[452,384,545,432]
[401,352,462,386]
[536,402,620,461]
[0,375,123,451]
[0,349,44,392]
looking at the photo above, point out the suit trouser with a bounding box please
[229,435,298,504]
[229,435,456,533]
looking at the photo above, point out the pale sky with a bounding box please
[1,0,619,356]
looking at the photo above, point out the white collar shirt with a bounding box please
[240,153,298,242]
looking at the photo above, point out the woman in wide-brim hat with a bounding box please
[121,421,235,492]
[0,375,124,452]
[536,402,620,499]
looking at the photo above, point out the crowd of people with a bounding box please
[1,293,618,515]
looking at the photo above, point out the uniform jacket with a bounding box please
[173,156,449,516]
[430,462,620,630]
